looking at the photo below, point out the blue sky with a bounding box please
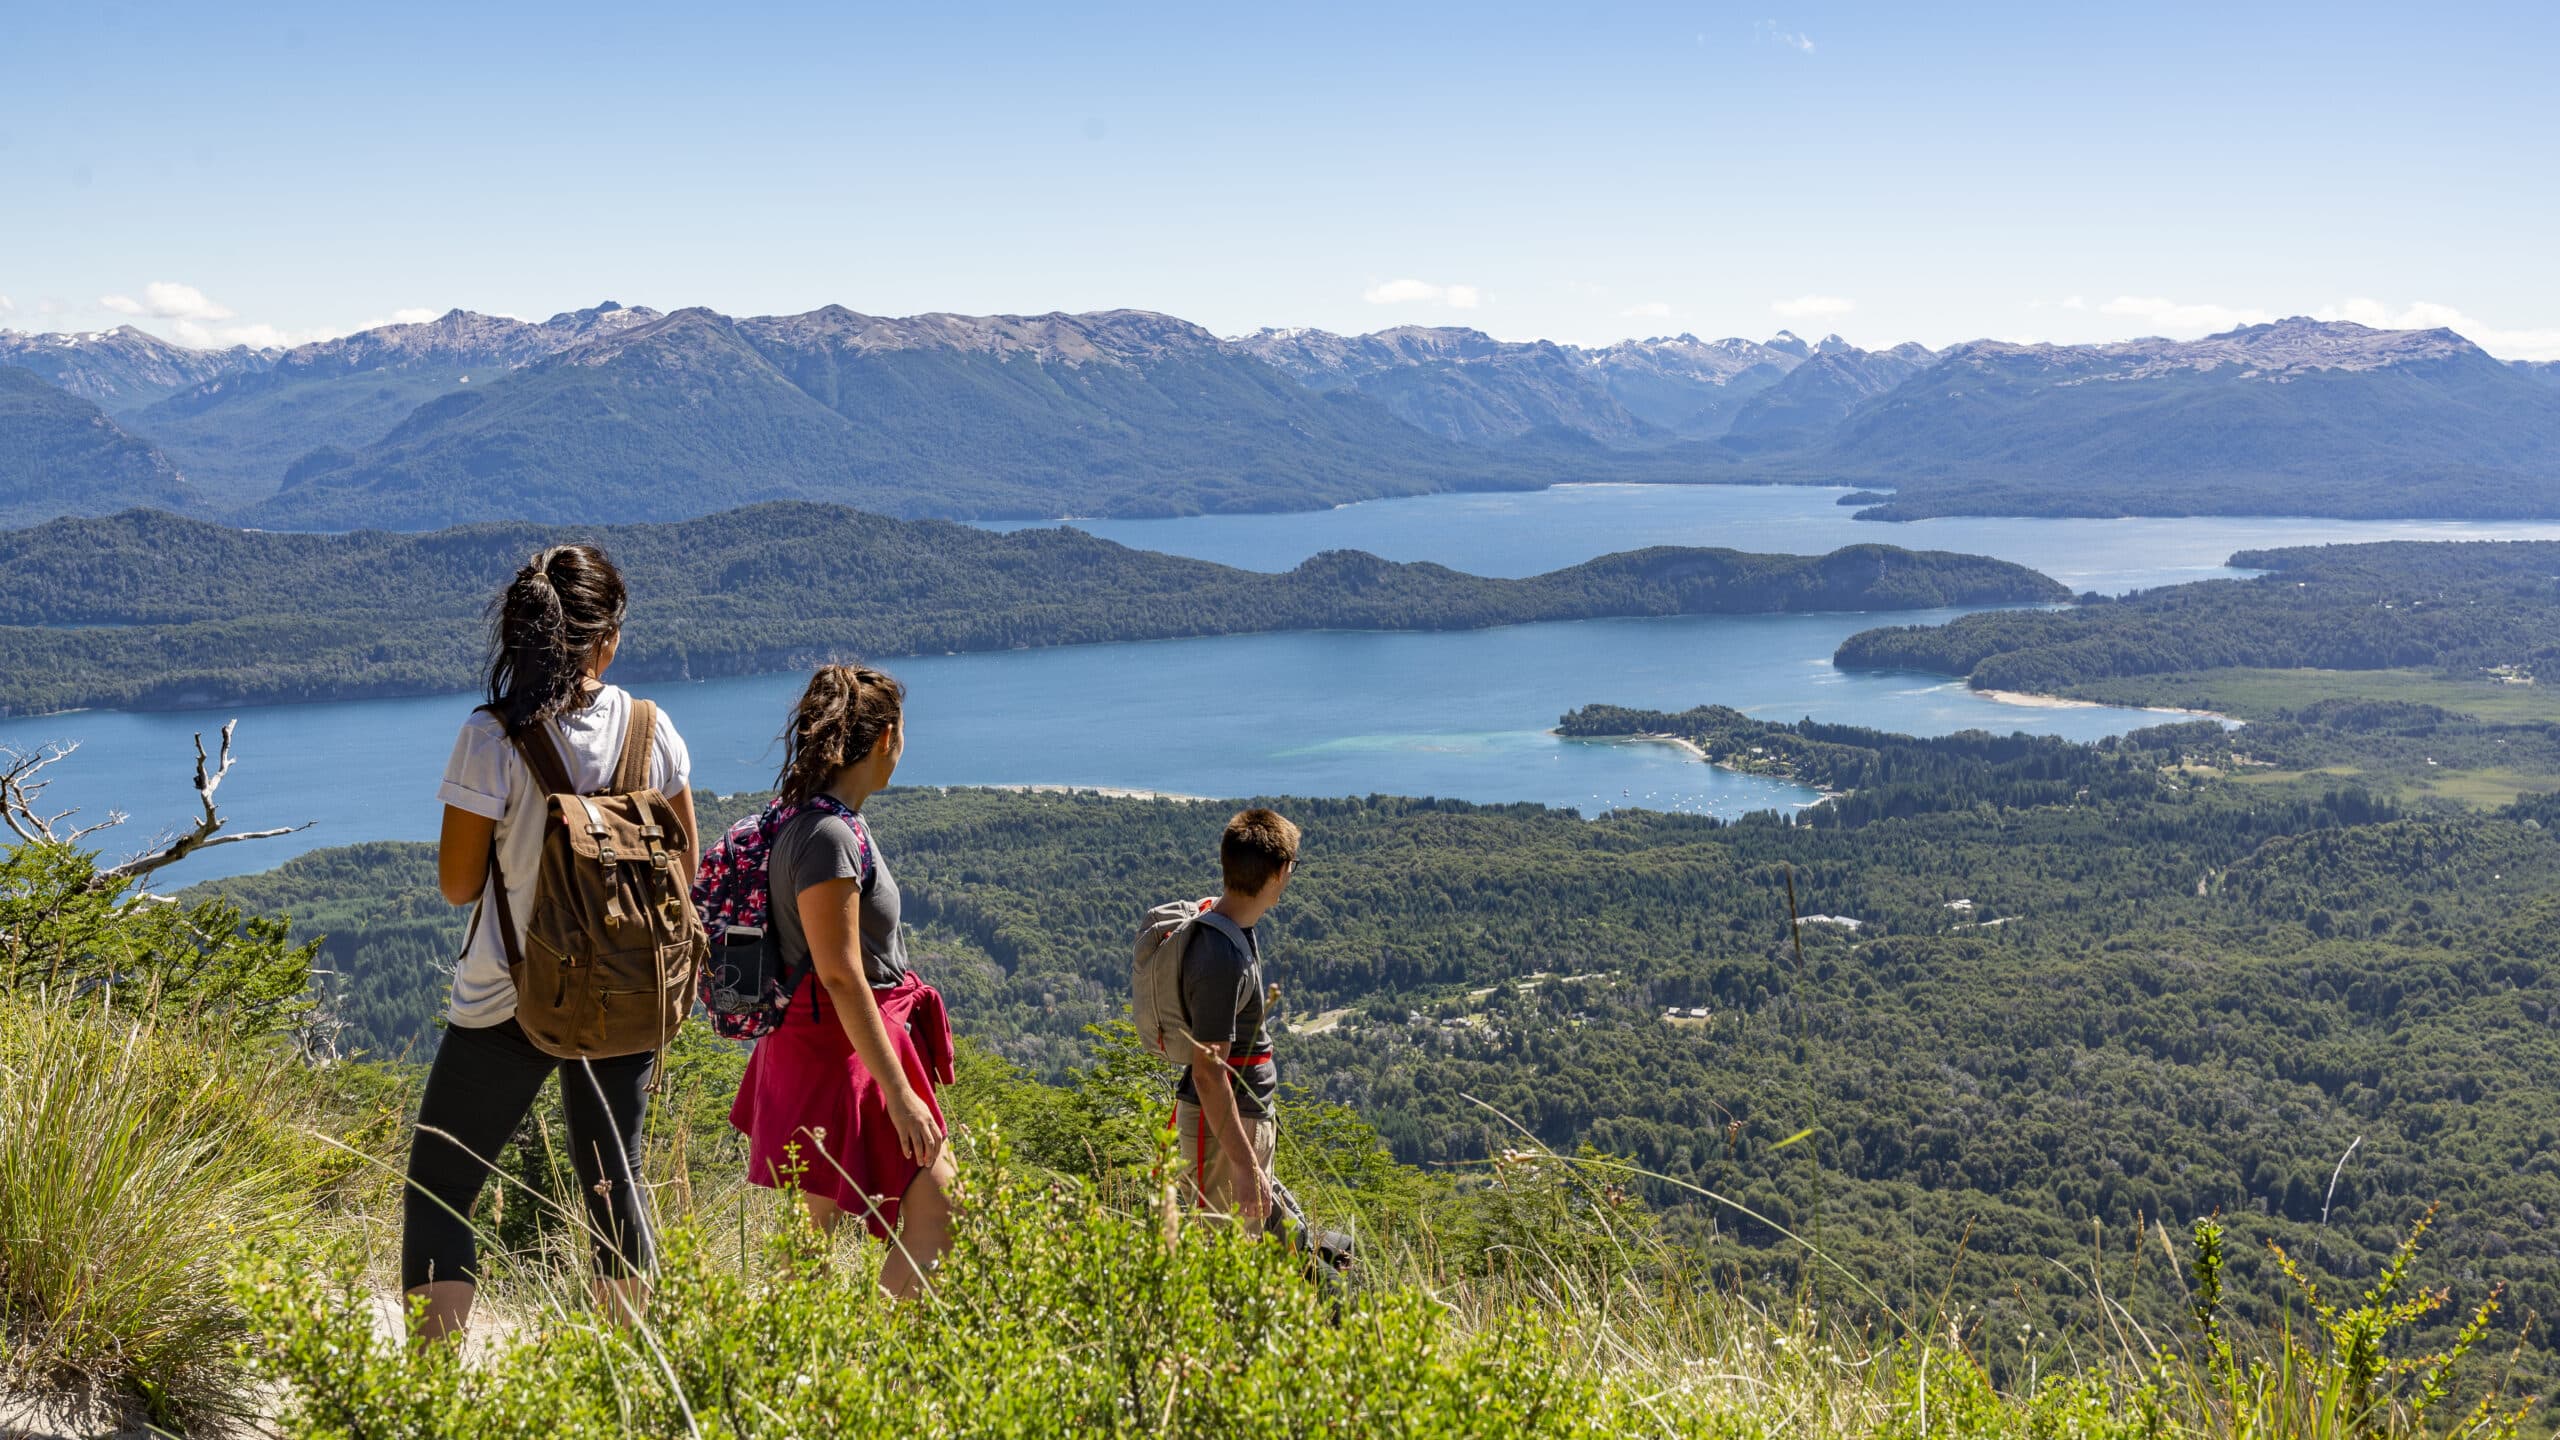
[4,1,2555,357]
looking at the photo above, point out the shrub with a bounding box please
[238,1134,1641,1440]
[0,999,341,1427]
[1,838,315,1040]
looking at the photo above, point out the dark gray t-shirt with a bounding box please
[1172,921,1276,1118]
[770,809,909,989]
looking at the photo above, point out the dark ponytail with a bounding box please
[776,662,905,806]
[485,543,628,738]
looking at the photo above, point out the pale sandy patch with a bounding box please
[1976,689,2230,723]
[970,783,1213,803]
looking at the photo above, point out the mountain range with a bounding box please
[0,325,278,410]
[2,302,2554,531]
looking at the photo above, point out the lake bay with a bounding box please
[17,483,2555,885]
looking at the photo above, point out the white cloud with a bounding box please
[390,307,440,324]
[1363,278,1482,310]
[1771,294,1854,319]
[0,294,13,314]
[1620,300,1673,319]
[92,279,344,350]
[2317,297,2560,362]
[1757,20,1815,52]
[167,319,329,350]
[2098,295,2275,334]
[2061,295,2087,311]
[100,280,238,322]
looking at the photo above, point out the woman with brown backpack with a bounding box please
[721,663,958,1298]
[401,542,704,1342]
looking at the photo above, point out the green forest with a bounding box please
[202,681,2560,1386]
[0,503,2061,714]
[1835,540,2560,696]
[187,541,2560,1385]
[10,527,2557,1431]
[0,366,191,524]
[1764,342,2560,524]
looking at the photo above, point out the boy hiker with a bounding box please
[1173,807,1299,1233]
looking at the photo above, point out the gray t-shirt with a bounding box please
[769,808,909,989]
[1173,921,1276,1118]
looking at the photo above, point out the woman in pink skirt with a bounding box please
[729,663,956,1297]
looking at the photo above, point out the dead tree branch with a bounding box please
[90,720,312,890]
[0,739,128,847]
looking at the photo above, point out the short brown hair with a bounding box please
[1220,808,1300,894]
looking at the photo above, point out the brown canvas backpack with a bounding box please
[482,699,707,1058]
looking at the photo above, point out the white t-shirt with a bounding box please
[435,684,692,1027]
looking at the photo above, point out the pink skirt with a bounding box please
[728,972,954,1237]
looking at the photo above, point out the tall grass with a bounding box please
[0,998,352,1426]
[3,992,2539,1436]
[236,1106,2543,1440]
[242,1019,2531,1440]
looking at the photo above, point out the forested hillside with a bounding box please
[125,303,663,506]
[0,368,193,526]
[205,676,2560,1377]
[0,504,2061,714]
[1834,539,2560,696]
[14,306,2560,532]
[1789,321,2560,521]
[242,307,1703,528]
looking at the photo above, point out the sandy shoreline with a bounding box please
[1581,730,1709,761]
[1556,728,1843,807]
[1973,688,2109,710]
[970,783,1214,803]
[1975,688,2234,723]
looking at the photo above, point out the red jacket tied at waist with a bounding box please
[729,971,953,1238]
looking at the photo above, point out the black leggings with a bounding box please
[400,1017,658,1291]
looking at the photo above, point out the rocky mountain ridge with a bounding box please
[733,305,1233,366]
[0,325,278,412]
[2,303,2552,530]
[248,301,663,377]
[1937,318,2490,386]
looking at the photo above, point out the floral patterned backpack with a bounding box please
[691,793,871,1040]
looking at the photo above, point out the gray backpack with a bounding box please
[1133,898,1251,1062]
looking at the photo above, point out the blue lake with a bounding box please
[999,483,2560,595]
[17,483,2559,885]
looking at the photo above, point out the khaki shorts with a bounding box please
[1173,1100,1277,1237]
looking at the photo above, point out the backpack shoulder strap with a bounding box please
[800,796,875,883]
[846,810,876,884]
[1194,908,1252,958]
[612,698,659,795]
[490,702,578,799]
[483,834,524,970]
